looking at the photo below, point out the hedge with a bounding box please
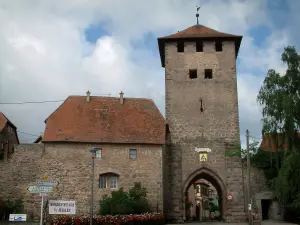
[50,213,164,225]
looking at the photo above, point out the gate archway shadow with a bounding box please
[183,167,227,222]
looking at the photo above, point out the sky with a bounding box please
[0,0,299,147]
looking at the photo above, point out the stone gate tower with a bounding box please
[158,24,245,222]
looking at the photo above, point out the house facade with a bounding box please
[39,92,165,214]
[0,112,19,161]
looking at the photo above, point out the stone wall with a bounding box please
[242,162,269,210]
[0,143,163,219]
[164,40,245,222]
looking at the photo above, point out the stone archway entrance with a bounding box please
[183,167,226,222]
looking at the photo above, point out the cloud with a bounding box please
[0,0,296,143]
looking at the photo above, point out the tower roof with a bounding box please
[157,24,243,67]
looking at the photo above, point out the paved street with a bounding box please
[167,220,297,225]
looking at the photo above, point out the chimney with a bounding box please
[86,90,91,103]
[119,91,124,105]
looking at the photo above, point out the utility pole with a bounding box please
[246,129,252,225]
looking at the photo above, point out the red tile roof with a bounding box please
[0,112,17,132]
[160,25,241,39]
[43,96,165,144]
[260,133,300,152]
[157,24,243,67]
[0,112,7,132]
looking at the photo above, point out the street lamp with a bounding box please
[89,147,99,225]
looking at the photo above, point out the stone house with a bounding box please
[0,112,19,161]
[41,92,165,214]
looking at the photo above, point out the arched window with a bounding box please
[99,172,119,189]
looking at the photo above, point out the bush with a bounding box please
[99,183,151,215]
[50,213,164,225]
[0,198,24,220]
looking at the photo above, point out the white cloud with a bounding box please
[0,0,295,143]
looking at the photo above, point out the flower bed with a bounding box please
[50,213,164,225]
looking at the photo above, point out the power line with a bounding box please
[0,94,112,105]
[17,131,40,137]
[0,100,64,105]
[249,135,262,140]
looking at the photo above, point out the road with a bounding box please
[167,220,297,225]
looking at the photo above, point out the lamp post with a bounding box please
[89,147,99,225]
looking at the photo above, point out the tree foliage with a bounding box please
[257,46,300,151]
[99,182,151,215]
[257,46,300,214]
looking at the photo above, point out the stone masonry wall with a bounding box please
[242,162,270,211]
[0,143,163,219]
[164,40,245,222]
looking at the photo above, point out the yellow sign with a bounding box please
[199,153,208,162]
[40,176,48,180]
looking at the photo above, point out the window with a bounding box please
[196,41,203,52]
[110,176,117,189]
[189,69,197,79]
[99,173,119,189]
[129,149,137,159]
[99,175,107,188]
[215,41,222,52]
[204,69,213,79]
[177,41,184,52]
[96,149,102,159]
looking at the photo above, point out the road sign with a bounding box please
[39,193,48,197]
[30,180,59,187]
[9,214,27,222]
[199,153,208,162]
[227,193,233,201]
[27,185,53,193]
[248,204,252,210]
[40,176,48,180]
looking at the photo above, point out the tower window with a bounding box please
[177,41,184,52]
[189,69,197,79]
[196,41,203,52]
[129,149,137,159]
[215,41,223,52]
[204,69,213,79]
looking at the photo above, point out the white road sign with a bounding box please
[49,200,76,215]
[27,185,53,193]
[30,180,59,187]
[9,214,27,222]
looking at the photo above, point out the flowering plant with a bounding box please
[50,213,164,225]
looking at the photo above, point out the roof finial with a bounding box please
[196,5,201,25]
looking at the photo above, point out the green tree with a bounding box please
[257,46,300,214]
[99,182,151,215]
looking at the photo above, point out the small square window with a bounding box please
[96,149,102,159]
[204,69,213,79]
[189,69,197,79]
[177,41,184,52]
[215,41,222,52]
[129,149,137,159]
[99,175,107,189]
[196,41,203,52]
[110,176,117,189]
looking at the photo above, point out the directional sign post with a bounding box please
[30,180,59,187]
[28,179,59,225]
[27,185,53,193]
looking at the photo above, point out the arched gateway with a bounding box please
[183,167,227,221]
[158,23,246,223]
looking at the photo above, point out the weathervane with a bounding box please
[196,5,201,25]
